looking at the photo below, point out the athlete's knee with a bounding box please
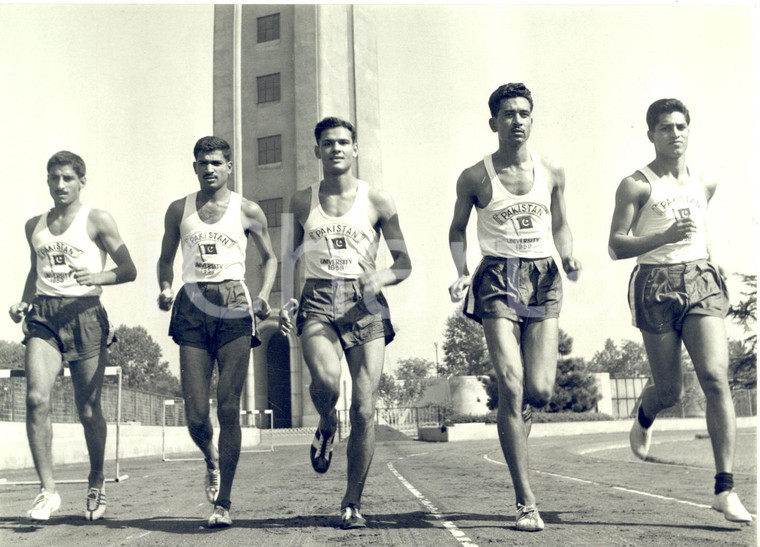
[216,399,241,427]
[525,386,553,409]
[349,398,375,431]
[698,369,730,399]
[77,400,103,424]
[26,388,52,415]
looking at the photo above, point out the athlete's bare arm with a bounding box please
[241,199,278,319]
[700,173,725,277]
[365,187,412,294]
[448,165,483,302]
[608,173,694,260]
[545,157,581,279]
[8,217,41,323]
[156,198,185,310]
[75,209,137,287]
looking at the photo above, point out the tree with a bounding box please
[440,312,489,376]
[0,340,25,369]
[378,357,434,407]
[588,338,649,378]
[726,274,757,389]
[107,325,181,395]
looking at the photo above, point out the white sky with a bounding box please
[1,4,757,375]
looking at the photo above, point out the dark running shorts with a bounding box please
[296,278,395,350]
[463,256,562,325]
[23,295,110,362]
[169,280,259,354]
[628,260,729,334]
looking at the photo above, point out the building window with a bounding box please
[257,73,280,104]
[259,198,283,228]
[257,135,281,166]
[257,13,280,43]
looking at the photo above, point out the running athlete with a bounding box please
[279,117,411,529]
[608,98,751,523]
[9,151,137,521]
[448,83,581,532]
[157,136,277,528]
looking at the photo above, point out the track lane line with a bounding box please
[482,454,757,518]
[388,461,479,547]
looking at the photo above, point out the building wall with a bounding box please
[212,5,382,428]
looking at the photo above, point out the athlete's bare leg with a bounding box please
[521,318,559,409]
[213,336,251,505]
[180,345,219,467]
[341,337,385,509]
[681,315,734,473]
[640,330,685,418]
[300,320,343,433]
[69,348,108,490]
[25,338,65,493]
[483,317,533,507]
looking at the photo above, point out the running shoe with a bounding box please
[310,428,335,474]
[629,414,652,460]
[712,490,753,523]
[84,485,106,521]
[205,467,220,503]
[27,489,61,521]
[515,503,544,532]
[208,505,232,528]
[340,504,366,529]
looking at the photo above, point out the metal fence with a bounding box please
[337,405,443,440]
[0,375,176,426]
[608,376,756,419]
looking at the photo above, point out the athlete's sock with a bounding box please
[714,472,734,495]
[637,405,654,429]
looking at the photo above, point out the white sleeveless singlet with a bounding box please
[301,180,380,279]
[632,165,708,264]
[179,191,247,283]
[476,151,555,258]
[32,205,105,297]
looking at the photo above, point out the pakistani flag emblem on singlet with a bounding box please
[677,208,691,219]
[331,237,347,250]
[516,215,534,230]
[199,243,218,259]
[51,254,66,266]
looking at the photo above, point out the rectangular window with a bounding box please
[257,135,282,166]
[257,13,280,43]
[257,73,280,104]
[259,198,283,228]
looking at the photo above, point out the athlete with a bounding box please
[9,151,137,521]
[279,117,411,529]
[448,83,580,532]
[608,98,751,523]
[157,136,277,528]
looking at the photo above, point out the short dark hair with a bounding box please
[193,136,232,161]
[314,117,357,144]
[488,83,534,117]
[47,151,86,178]
[646,98,690,132]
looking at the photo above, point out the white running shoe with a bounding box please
[84,485,106,521]
[27,489,62,521]
[515,503,544,531]
[205,467,220,503]
[629,417,652,460]
[712,490,753,523]
[208,505,232,528]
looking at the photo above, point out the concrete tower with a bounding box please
[212,5,382,428]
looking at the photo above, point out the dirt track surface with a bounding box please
[0,427,755,546]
